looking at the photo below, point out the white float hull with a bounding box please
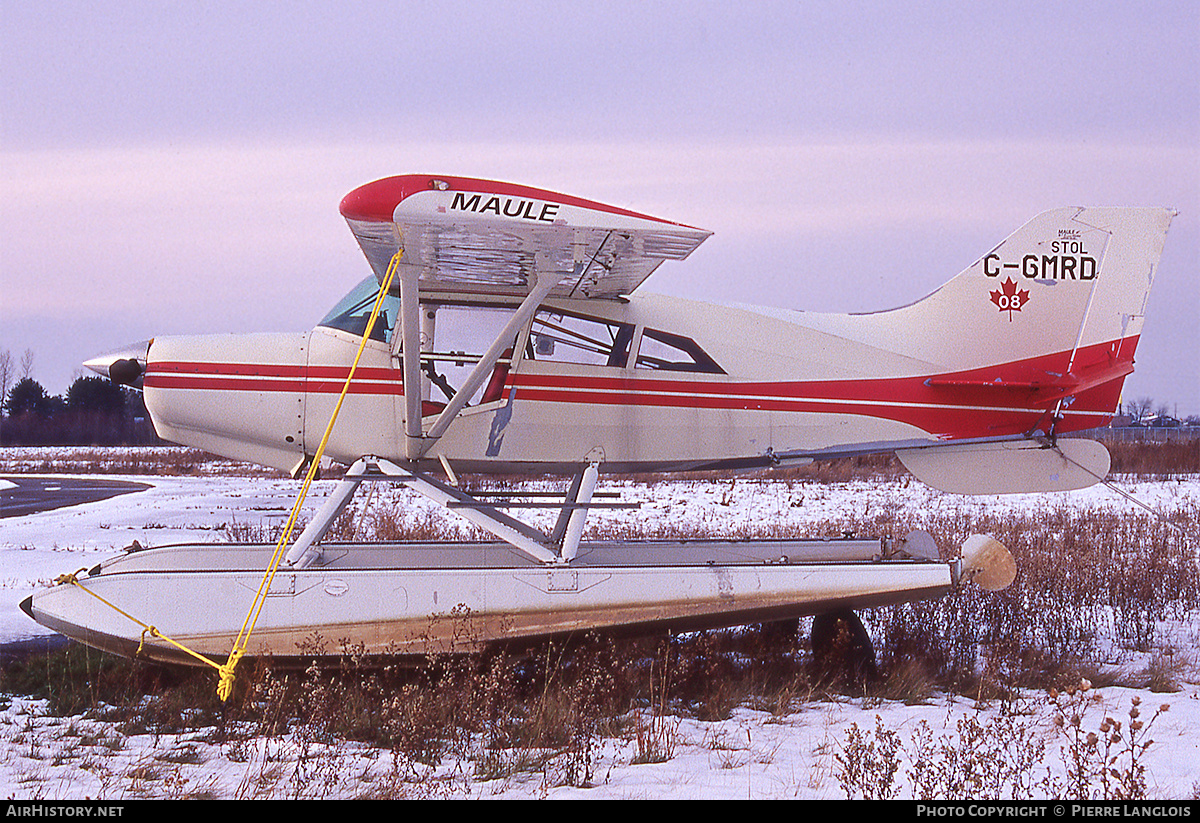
[24,540,957,666]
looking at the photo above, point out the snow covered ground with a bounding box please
[1,450,1198,799]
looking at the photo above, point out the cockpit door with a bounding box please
[389,301,530,455]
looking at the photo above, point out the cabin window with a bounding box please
[418,304,521,404]
[317,277,399,344]
[635,329,725,374]
[528,310,634,368]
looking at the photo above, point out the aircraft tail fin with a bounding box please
[881,207,1174,493]
[862,206,1174,437]
[972,206,1172,363]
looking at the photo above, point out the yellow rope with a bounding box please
[46,252,404,703]
[218,252,401,701]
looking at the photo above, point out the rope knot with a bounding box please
[137,626,162,655]
[218,649,245,703]
[53,568,87,586]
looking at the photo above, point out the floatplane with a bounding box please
[23,175,1174,688]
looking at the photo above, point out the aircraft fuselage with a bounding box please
[140,286,1128,477]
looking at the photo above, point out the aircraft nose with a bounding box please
[83,340,152,388]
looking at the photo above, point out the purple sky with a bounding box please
[3,2,1198,414]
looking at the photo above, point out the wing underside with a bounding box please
[341,175,711,299]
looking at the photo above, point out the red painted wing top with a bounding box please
[340,175,711,300]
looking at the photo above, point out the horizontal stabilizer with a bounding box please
[896,439,1110,494]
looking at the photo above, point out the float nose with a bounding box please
[83,340,152,388]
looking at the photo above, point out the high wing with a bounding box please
[339,175,712,299]
[339,175,711,460]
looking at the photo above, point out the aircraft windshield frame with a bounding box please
[317,277,399,343]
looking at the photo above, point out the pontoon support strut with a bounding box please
[284,459,369,568]
[282,455,616,569]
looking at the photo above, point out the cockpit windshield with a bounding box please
[317,277,399,343]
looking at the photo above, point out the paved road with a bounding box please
[0,476,152,518]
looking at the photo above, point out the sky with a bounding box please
[3,1,1198,415]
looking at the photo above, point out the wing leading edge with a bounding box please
[340,175,712,300]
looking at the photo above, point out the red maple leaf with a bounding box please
[989,277,1030,320]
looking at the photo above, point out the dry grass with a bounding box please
[1105,439,1200,479]
[861,503,1200,696]
[3,436,1192,480]
[9,486,1196,791]
[0,446,285,477]
[835,679,1176,800]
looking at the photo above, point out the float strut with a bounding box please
[559,462,599,562]
[284,459,368,569]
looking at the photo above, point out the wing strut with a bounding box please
[402,267,564,460]
[400,262,423,451]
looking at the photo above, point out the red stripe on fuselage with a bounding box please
[145,361,404,396]
[143,336,1137,440]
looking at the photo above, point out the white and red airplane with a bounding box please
[23,175,1175,669]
